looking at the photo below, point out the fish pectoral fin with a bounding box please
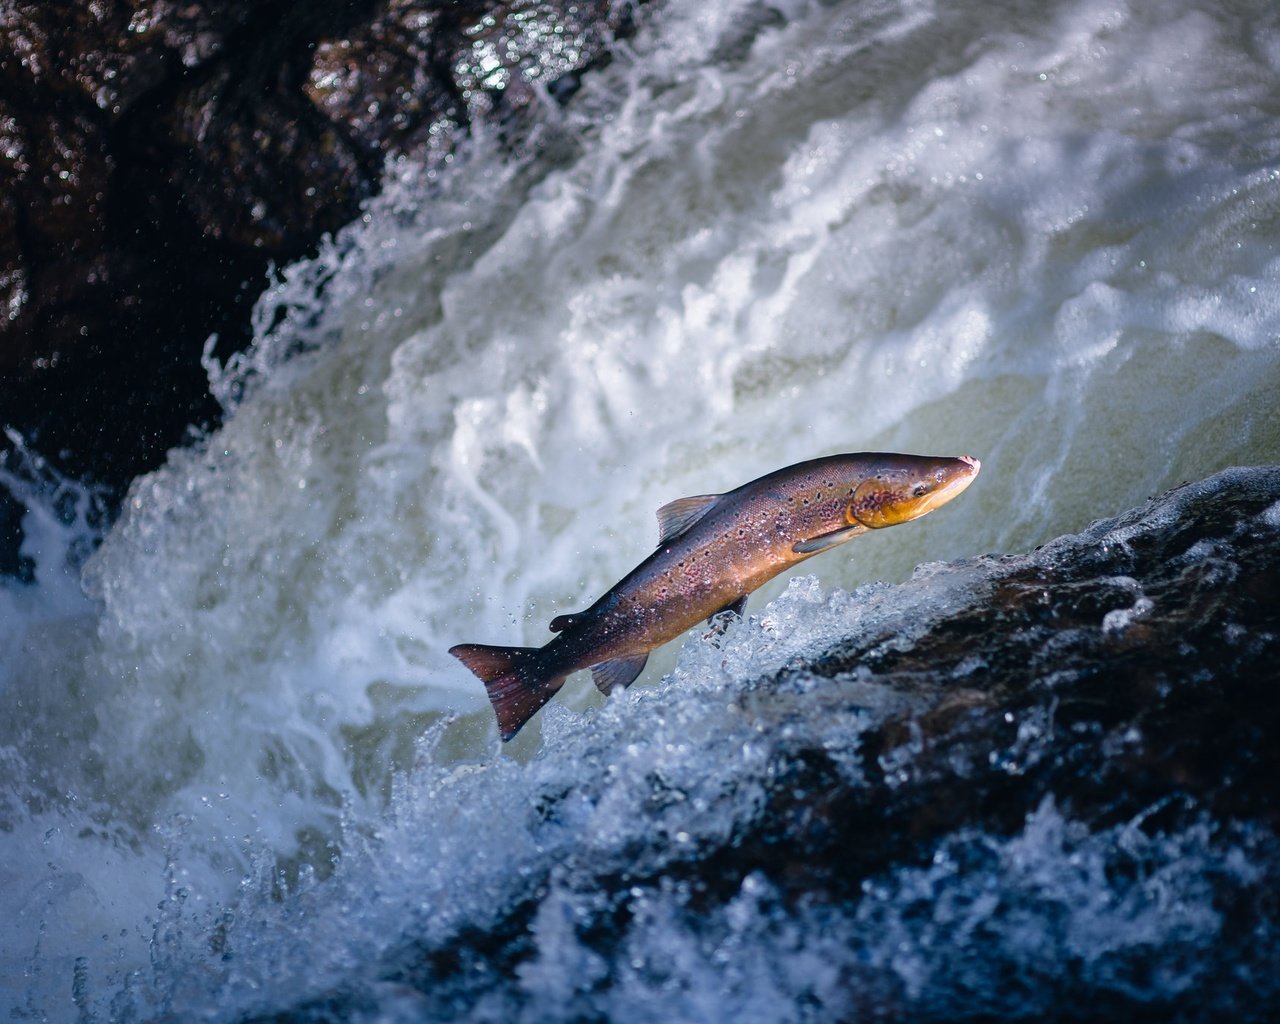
[591,654,649,696]
[707,594,748,625]
[792,524,866,555]
[656,493,722,545]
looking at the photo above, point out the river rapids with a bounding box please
[3,0,1280,1019]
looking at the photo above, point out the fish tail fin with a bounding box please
[449,643,565,741]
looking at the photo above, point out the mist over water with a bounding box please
[3,0,1280,1017]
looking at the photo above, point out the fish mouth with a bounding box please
[918,455,980,515]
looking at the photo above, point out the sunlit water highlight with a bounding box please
[3,0,1280,1017]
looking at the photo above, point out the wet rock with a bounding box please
[240,466,1280,1022]
[0,0,637,549]
[725,472,1280,892]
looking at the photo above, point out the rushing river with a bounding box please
[4,0,1280,1018]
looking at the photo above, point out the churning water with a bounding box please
[3,0,1280,1018]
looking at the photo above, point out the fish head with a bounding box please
[845,454,981,529]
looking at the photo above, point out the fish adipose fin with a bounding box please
[656,493,722,545]
[792,524,866,555]
[591,654,648,695]
[449,643,566,741]
[548,611,582,633]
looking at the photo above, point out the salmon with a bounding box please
[451,452,980,740]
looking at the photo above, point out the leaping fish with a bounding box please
[450,451,980,741]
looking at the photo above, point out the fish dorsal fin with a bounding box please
[591,654,649,696]
[656,493,722,545]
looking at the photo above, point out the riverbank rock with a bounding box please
[0,0,635,516]
[161,465,1280,1023]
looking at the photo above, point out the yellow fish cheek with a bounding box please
[849,475,917,528]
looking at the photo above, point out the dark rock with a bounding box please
[0,0,638,567]
[234,466,1280,1022]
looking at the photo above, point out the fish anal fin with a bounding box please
[792,523,867,555]
[591,654,648,696]
[449,643,566,741]
[656,493,722,545]
[707,594,748,625]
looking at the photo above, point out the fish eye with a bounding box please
[912,482,929,497]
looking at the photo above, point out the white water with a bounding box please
[3,0,1280,1017]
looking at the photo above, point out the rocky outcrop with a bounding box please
[216,466,1280,1022]
[0,0,635,508]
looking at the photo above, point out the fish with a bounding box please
[450,451,980,741]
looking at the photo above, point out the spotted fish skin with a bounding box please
[451,452,980,741]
